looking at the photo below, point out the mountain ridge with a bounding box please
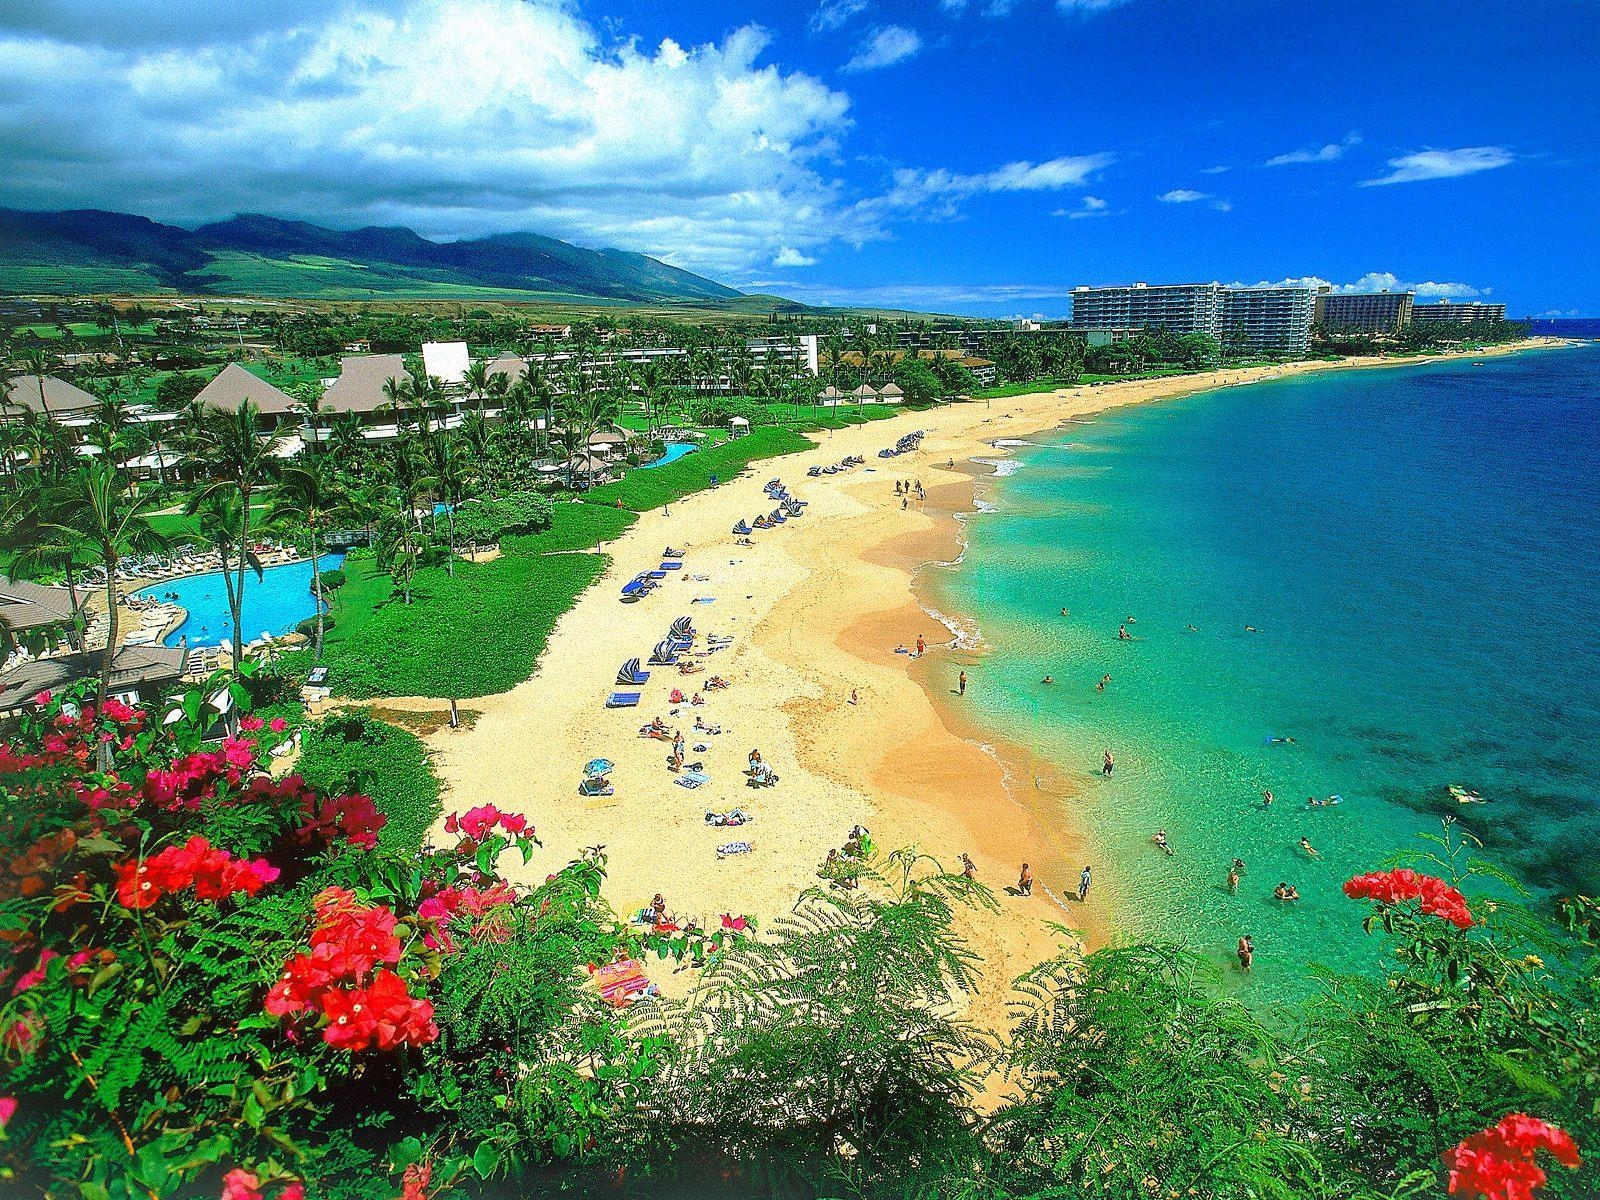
[0,208,746,304]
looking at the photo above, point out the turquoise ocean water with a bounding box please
[927,347,1600,998]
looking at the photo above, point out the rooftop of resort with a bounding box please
[0,644,186,710]
[192,363,300,416]
[3,373,98,416]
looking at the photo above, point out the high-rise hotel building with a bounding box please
[1069,281,1315,354]
[1313,291,1414,334]
[1409,300,1508,323]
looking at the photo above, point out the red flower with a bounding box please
[0,1096,16,1128]
[1445,1113,1581,1200]
[31,690,51,707]
[1343,868,1474,929]
[239,716,265,732]
[457,804,502,840]
[115,838,277,909]
[399,1161,431,1200]
[221,1167,264,1200]
[278,1183,306,1200]
[269,716,288,734]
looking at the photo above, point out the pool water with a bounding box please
[134,554,345,647]
[641,442,697,468]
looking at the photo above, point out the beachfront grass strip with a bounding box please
[500,502,637,554]
[309,551,609,699]
[295,712,440,851]
[583,426,816,511]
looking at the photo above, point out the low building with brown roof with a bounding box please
[191,364,302,431]
[3,374,98,419]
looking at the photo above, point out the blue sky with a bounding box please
[1,0,1596,315]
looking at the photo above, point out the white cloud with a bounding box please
[1242,272,1486,299]
[1538,308,1579,318]
[1057,0,1133,11]
[1054,195,1111,219]
[1159,188,1230,211]
[1360,145,1514,186]
[1200,164,1230,175]
[0,0,875,276]
[773,246,818,267]
[843,25,922,71]
[940,0,969,11]
[736,279,1079,310]
[874,153,1113,220]
[810,0,868,33]
[1265,131,1361,167]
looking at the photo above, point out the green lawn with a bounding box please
[146,502,271,544]
[304,550,608,699]
[295,713,440,852]
[499,503,637,554]
[583,426,815,511]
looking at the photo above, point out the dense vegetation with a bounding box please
[0,691,1594,1199]
[294,711,441,851]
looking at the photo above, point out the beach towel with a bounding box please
[717,841,754,858]
[692,597,715,604]
[606,692,642,708]
[592,959,653,1008]
[675,771,710,790]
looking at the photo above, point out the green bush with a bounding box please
[296,710,441,851]
[500,503,637,554]
[449,491,554,544]
[315,568,347,592]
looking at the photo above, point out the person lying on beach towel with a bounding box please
[705,675,730,690]
[591,957,659,1008]
[717,841,755,858]
[705,808,753,827]
[694,717,722,735]
[678,662,704,675]
[639,717,670,739]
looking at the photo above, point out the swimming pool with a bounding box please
[133,554,345,647]
[640,442,697,468]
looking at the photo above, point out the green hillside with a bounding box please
[0,208,747,305]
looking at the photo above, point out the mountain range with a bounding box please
[0,208,747,305]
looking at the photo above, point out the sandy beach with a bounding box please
[406,339,1569,1020]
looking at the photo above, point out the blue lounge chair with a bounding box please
[647,639,678,666]
[648,570,668,579]
[617,658,650,686]
[606,692,642,708]
[671,616,694,637]
[807,465,821,477]
[660,561,683,570]
[732,519,751,535]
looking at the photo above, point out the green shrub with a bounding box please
[316,568,347,592]
[450,491,555,544]
[500,503,637,554]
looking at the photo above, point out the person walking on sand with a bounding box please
[960,853,977,880]
[916,635,926,657]
[1102,749,1114,777]
[1078,865,1092,902]
[1237,935,1254,972]
[958,670,967,696]
[1017,862,1034,896]
[849,687,859,705]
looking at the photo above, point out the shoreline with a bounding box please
[417,339,1574,1020]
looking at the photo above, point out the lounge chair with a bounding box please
[647,640,678,666]
[664,546,686,558]
[578,777,615,797]
[732,519,751,535]
[659,561,683,571]
[606,691,643,708]
[616,658,650,686]
[807,466,821,477]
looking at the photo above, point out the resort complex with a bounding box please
[1,0,1596,1194]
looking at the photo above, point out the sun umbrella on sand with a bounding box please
[584,759,614,778]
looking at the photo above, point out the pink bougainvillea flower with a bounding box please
[221,1167,264,1200]
[278,1183,306,1200]
[399,1160,431,1200]
[1444,1113,1581,1200]
[268,716,288,734]
[0,1096,16,1128]
[1343,868,1474,929]
[239,716,265,732]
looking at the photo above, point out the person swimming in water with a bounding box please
[1041,675,1055,685]
[1153,829,1174,856]
[1298,836,1320,858]
[1262,789,1274,808]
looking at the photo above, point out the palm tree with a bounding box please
[43,463,166,706]
[417,429,473,575]
[190,489,261,669]
[186,401,281,666]
[268,461,346,659]
[463,358,491,418]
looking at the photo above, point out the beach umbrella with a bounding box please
[584,759,614,777]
